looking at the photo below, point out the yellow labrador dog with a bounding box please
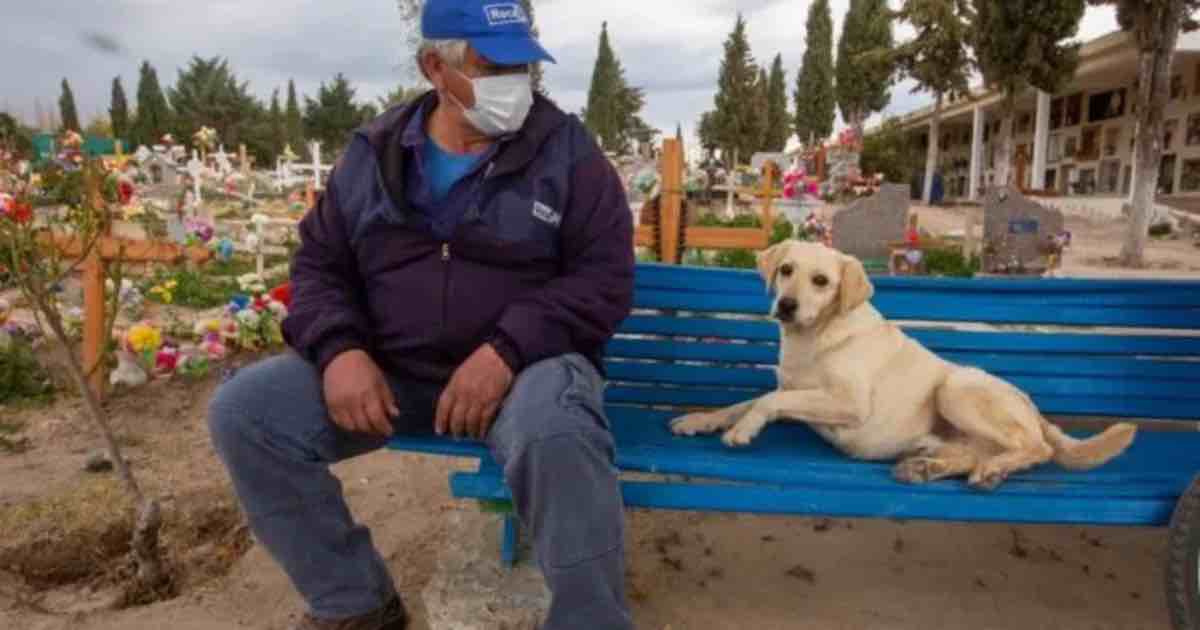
[670,241,1137,490]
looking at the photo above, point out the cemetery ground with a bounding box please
[1,204,1197,630]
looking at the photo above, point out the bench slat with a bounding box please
[604,361,1200,401]
[636,289,1200,328]
[606,339,1200,382]
[450,472,1177,527]
[604,386,1200,419]
[635,263,1200,298]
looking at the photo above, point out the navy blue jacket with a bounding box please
[281,92,636,383]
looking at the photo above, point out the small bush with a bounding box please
[0,336,55,407]
[922,247,981,278]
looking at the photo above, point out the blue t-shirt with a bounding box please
[424,136,482,204]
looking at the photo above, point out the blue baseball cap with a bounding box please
[421,0,556,66]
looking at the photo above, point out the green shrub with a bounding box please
[922,247,980,278]
[0,336,55,407]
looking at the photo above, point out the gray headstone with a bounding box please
[832,184,910,261]
[982,186,1065,274]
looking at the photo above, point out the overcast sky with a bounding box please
[2,1,1124,153]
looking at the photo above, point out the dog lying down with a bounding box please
[669,241,1137,491]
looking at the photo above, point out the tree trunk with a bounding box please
[34,295,167,595]
[923,94,943,205]
[994,109,1014,193]
[1124,2,1183,268]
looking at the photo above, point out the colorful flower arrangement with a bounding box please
[184,218,214,247]
[108,288,291,389]
[0,193,33,224]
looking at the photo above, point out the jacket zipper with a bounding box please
[440,242,451,339]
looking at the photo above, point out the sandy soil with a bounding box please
[1,208,1194,630]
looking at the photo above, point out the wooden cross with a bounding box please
[633,139,779,264]
[51,175,213,399]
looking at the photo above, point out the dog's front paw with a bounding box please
[670,412,727,437]
[721,417,766,448]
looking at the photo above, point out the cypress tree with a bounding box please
[712,14,759,165]
[285,79,304,153]
[110,77,130,143]
[794,0,836,147]
[766,54,789,152]
[59,79,81,133]
[132,61,172,147]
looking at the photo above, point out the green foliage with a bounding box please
[0,113,34,158]
[713,14,761,164]
[971,0,1086,106]
[169,56,262,153]
[132,61,172,148]
[142,267,239,309]
[35,163,83,206]
[286,79,304,153]
[748,67,771,155]
[794,0,837,146]
[0,336,55,408]
[923,246,981,277]
[58,78,81,134]
[766,55,790,152]
[861,117,921,183]
[269,89,286,159]
[884,0,974,105]
[583,22,650,154]
[697,111,719,154]
[836,0,894,132]
[110,77,130,143]
[304,73,366,155]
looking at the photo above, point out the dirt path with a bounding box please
[0,365,1174,630]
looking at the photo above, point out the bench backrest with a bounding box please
[605,264,1200,422]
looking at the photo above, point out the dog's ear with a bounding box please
[839,254,874,315]
[756,242,789,292]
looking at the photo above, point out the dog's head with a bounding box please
[756,241,874,330]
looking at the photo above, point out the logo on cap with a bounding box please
[483,3,528,27]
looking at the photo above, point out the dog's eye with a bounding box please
[813,274,829,287]
[779,264,794,278]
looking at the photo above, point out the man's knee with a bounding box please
[207,352,320,454]
[489,354,611,462]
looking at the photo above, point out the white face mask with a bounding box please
[448,72,534,138]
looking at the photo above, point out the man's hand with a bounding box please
[323,349,400,436]
[436,344,515,440]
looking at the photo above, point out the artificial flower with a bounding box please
[126,322,163,354]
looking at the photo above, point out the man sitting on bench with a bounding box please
[206,1,636,628]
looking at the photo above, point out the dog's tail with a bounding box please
[1040,418,1137,471]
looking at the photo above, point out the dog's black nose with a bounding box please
[776,298,797,320]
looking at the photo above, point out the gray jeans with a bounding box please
[207,351,632,629]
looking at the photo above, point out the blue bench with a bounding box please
[388,263,1200,626]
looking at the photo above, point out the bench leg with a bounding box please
[501,513,520,569]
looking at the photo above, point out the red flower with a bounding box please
[118,181,135,204]
[7,202,32,224]
[270,283,292,308]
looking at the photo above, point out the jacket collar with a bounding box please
[358,90,569,192]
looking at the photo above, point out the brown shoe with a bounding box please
[291,596,409,630]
